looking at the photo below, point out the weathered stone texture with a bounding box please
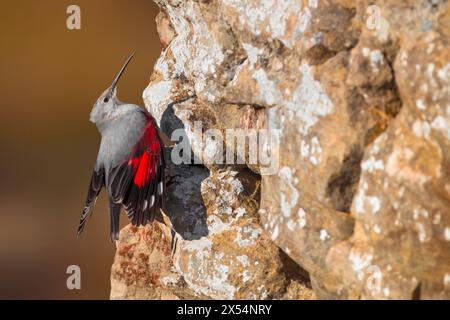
[111,0,450,300]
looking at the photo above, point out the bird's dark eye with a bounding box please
[103,97,109,103]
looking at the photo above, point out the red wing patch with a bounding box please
[128,120,161,188]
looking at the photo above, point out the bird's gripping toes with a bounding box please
[77,53,169,241]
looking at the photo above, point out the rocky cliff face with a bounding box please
[111,0,450,299]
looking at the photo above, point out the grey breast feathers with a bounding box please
[96,105,147,172]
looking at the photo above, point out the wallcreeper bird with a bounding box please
[77,53,171,241]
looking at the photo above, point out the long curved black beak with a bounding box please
[110,52,135,92]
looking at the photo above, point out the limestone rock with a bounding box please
[328,1,450,299]
[111,0,450,300]
[172,169,287,299]
[110,224,202,300]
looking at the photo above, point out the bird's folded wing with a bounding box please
[108,119,165,226]
[78,167,104,236]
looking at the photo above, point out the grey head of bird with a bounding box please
[90,52,135,128]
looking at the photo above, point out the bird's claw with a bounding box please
[166,174,181,188]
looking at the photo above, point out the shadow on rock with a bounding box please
[161,101,209,240]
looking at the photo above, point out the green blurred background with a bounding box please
[0,0,161,299]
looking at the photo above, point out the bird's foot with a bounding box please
[166,174,181,188]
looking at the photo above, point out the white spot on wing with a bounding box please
[158,181,164,195]
[150,195,155,208]
[143,200,148,211]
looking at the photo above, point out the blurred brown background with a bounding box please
[0,0,161,299]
